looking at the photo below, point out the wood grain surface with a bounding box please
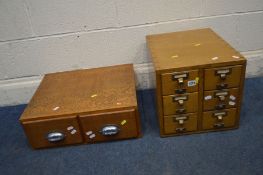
[19,64,141,148]
[146,28,246,72]
[20,64,137,122]
[147,28,246,137]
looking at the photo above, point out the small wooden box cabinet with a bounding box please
[146,28,246,137]
[20,64,141,149]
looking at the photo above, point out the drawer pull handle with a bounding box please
[214,123,225,128]
[172,73,189,85]
[176,127,186,132]
[100,125,120,136]
[216,83,228,90]
[175,89,186,94]
[173,95,188,105]
[47,132,65,142]
[215,104,226,110]
[176,108,186,114]
[173,115,188,125]
[213,111,227,121]
[216,69,231,80]
[215,91,229,101]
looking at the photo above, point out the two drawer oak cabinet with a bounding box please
[146,28,246,137]
[19,64,141,149]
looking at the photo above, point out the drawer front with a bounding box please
[162,92,198,115]
[22,116,83,149]
[161,70,199,95]
[164,113,197,134]
[203,88,239,111]
[204,65,242,90]
[79,109,139,143]
[202,108,237,130]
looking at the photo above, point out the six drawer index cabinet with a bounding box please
[146,28,246,137]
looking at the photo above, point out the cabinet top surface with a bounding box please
[146,28,246,71]
[20,64,137,121]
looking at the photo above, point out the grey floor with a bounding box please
[0,77,262,175]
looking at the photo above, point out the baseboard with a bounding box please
[0,49,263,106]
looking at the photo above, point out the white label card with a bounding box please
[71,129,77,134]
[89,134,96,139]
[229,95,236,101]
[188,80,196,87]
[204,95,212,100]
[67,126,74,131]
[229,101,236,106]
[86,131,93,136]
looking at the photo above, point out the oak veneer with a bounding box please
[20,64,141,149]
[146,28,246,137]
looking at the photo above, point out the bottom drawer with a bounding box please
[163,113,198,134]
[22,116,83,149]
[79,109,140,143]
[202,108,237,130]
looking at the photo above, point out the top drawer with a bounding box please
[204,65,242,90]
[161,70,199,95]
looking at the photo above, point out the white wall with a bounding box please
[0,0,263,106]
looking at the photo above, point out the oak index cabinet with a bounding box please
[146,28,246,137]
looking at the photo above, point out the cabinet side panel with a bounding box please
[235,63,247,126]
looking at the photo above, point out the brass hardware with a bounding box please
[215,104,226,110]
[178,119,184,125]
[219,96,225,101]
[213,111,227,121]
[178,78,184,84]
[176,127,186,132]
[175,89,186,94]
[214,123,225,128]
[215,91,229,101]
[173,95,188,106]
[176,108,186,114]
[215,68,231,80]
[216,83,228,90]
[172,72,189,85]
[172,115,188,125]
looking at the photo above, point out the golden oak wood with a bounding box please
[20,64,141,149]
[202,108,237,130]
[146,28,246,137]
[79,109,139,143]
[204,65,242,90]
[22,116,83,148]
[203,88,239,111]
[162,92,198,115]
[164,113,198,134]
[161,70,199,95]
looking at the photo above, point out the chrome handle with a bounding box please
[100,125,120,136]
[172,72,189,85]
[216,69,231,80]
[215,91,229,102]
[213,111,227,121]
[173,95,188,105]
[46,132,65,142]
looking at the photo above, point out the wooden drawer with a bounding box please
[161,70,199,95]
[203,88,239,111]
[204,65,242,90]
[162,92,198,115]
[163,113,197,134]
[22,116,83,149]
[79,109,139,143]
[202,108,237,130]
